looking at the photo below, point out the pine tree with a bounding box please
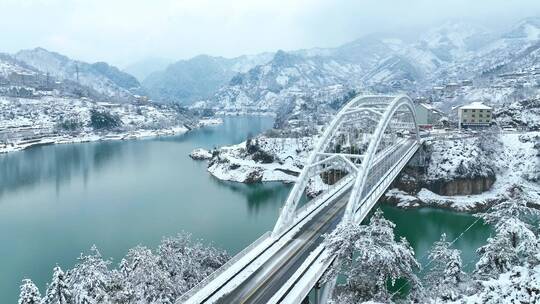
[123,245,174,303]
[42,266,70,304]
[157,232,228,296]
[325,209,421,302]
[18,279,41,304]
[475,218,537,278]
[475,185,540,279]
[424,233,465,301]
[66,245,112,304]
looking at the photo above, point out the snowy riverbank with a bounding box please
[193,131,540,213]
[0,96,225,154]
[0,126,190,154]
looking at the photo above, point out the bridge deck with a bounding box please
[182,139,419,304]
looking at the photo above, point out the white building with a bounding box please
[415,103,445,129]
[458,102,493,129]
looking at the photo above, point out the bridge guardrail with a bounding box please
[292,176,353,224]
[177,231,272,303]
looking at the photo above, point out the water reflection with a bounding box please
[380,205,492,271]
[0,141,134,200]
[211,178,291,214]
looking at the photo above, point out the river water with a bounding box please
[0,116,490,302]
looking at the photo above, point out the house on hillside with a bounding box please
[458,102,493,129]
[415,103,445,129]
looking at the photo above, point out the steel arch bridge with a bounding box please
[273,94,419,235]
[180,95,421,304]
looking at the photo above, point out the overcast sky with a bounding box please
[1,0,539,67]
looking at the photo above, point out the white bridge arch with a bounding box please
[273,94,419,235]
[181,94,421,304]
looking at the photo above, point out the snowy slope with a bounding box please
[15,48,141,102]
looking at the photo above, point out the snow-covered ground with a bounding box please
[387,132,540,211]
[0,96,212,154]
[206,136,315,183]
[198,130,540,213]
[190,148,213,160]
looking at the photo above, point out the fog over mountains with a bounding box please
[139,17,540,111]
[1,17,539,111]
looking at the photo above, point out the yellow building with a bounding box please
[458,102,493,129]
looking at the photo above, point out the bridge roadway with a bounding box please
[192,138,416,304]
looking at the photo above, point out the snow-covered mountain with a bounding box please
[0,52,110,101]
[15,48,142,102]
[204,17,540,115]
[142,53,273,104]
[419,21,494,62]
[207,50,360,113]
[123,57,172,82]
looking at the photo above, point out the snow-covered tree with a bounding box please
[457,265,540,304]
[325,209,421,303]
[157,232,228,296]
[122,245,175,303]
[22,232,228,304]
[424,233,465,301]
[475,218,538,278]
[66,245,112,304]
[42,266,70,304]
[18,279,41,304]
[475,185,540,279]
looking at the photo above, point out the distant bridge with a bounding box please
[179,95,421,304]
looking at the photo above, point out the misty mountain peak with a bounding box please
[503,16,540,40]
[271,50,300,67]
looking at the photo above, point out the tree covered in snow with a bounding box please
[157,232,228,295]
[121,245,175,303]
[474,184,540,279]
[42,266,70,304]
[89,109,123,131]
[66,246,113,304]
[325,209,421,303]
[423,134,501,184]
[424,233,465,301]
[18,279,41,304]
[457,265,540,304]
[21,232,228,304]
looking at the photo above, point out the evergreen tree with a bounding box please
[123,245,174,303]
[475,185,540,278]
[18,279,41,304]
[424,233,465,301]
[157,232,228,296]
[66,245,112,304]
[325,209,421,302]
[42,266,70,304]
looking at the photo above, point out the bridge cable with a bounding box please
[390,214,485,297]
